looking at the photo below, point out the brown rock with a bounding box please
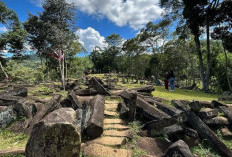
[89,77,111,95]
[187,111,232,157]
[189,101,212,112]
[85,95,105,139]
[25,94,62,134]
[137,137,171,157]
[0,95,23,106]
[203,116,230,126]
[0,106,16,128]
[172,100,190,111]
[68,90,81,109]
[220,128,232,137]
[164,140,194,157]
[136,96,170,121]
[199,108,218,119]
[14,99,37,118]
[90,137,127,147]
[0,87,28,97]
[83,143,132,157]
[219,106,232,123]
[25,108,81,157]
[74,88,97,96]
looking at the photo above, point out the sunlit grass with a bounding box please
[153,86,220,102]
[0,130,28,151]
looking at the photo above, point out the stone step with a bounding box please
[104,124,130,130]
[103,130,132,138]
[105,100,118,104]
[83,143,132,157]
[104,118,125,124]
[104,111,119,117]
[105,103,118,111]
[90,137,127,147]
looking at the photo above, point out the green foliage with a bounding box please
[0,1,27,53]
[90,34,123,73]
[5,59,44,83]
[68,57,93,79]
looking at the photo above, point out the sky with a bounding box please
[1,0,164,55]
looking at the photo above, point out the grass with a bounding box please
[117,82,220,102]
[122,121,147,157]
[153,86,220,102]
[0,130,28,151]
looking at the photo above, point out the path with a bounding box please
[83,99,133,157]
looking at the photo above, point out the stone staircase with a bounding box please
[83,99,133,157]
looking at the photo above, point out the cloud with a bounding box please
[72,0,163,30]
[30,0,163,30]
[75,27,106,52]
[29,0,44,7]
[0,26,8,33]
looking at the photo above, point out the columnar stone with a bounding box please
[25,94,62,134]
[199,108,218,119]
[187,111,232,157]
[164,140,194,157]
[89,77,111,95]
[219,106,232,123]
[127,91,137,121]
[14,99,37,118]
[0,106,16,128]
[136,96,170,121]
[85,95,105,139]
[172,100,190,111]
[26,108,81,157]
[68,90,81,109]
[0,95,23,106]
[0,87,28,97]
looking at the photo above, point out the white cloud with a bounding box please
[72,0,163,30]
[29,0,44,7]
[75,27,106,52]
[0,26,8,33]
[31,0,163,30]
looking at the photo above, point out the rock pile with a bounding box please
[118,87,232,157]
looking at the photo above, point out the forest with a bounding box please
[0,0,231,94]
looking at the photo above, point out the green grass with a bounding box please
[0,130,28,151]
[152,86,220,102]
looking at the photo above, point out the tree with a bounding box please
[90,34,123,73]
[0,1,27,81]
[122,37,145,75]
[24,0,78,90]
[211,0,232,91]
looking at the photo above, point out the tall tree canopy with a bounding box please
[0,1,27,80]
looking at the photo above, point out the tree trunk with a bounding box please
[194,35,205,91]
[39,54,45,83]
[59,59,65,91]
[0,60,8,81]
[224,47,232,92]
[205,23,211,92]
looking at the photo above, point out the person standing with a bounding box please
[169,70,175,91]
[164,72,169,90]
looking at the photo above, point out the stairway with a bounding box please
[83,99,133,157]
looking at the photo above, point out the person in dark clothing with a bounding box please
[169,70,175,91]
[164,72,169,90]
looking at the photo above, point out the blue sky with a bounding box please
[1,0,163,54]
